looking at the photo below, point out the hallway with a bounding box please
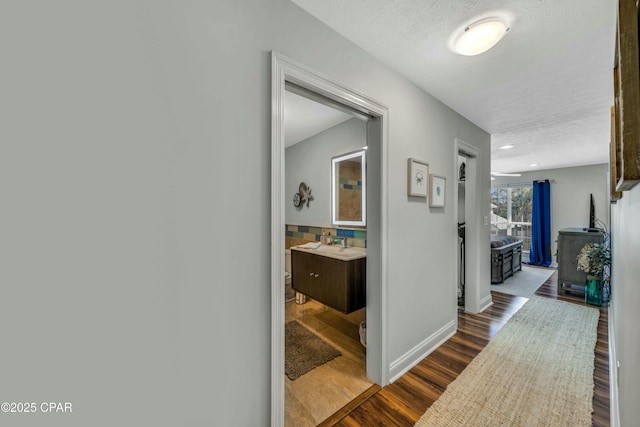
[326,272,609,426]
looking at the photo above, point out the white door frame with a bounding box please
[452,138,489,314]
[271,51,389,426]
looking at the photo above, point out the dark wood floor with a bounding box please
[328,271,610,426]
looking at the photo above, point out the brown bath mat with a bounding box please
[285,321,342,380]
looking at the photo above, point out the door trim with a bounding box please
[271,51,389,427]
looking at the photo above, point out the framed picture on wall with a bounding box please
[429,174,446,207]
[407,158,429,198]
[613,0,640,191]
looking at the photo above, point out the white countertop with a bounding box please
[291,244,366,261]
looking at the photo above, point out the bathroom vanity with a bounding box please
[291,245,366,314]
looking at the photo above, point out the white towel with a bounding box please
[298,241,322,249]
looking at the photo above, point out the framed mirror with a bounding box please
[331,150,366,226]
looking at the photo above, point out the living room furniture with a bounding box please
[491,236,523,284]
[557,227,605,295]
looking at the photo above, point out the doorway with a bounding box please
[453,138,489,314]
[457,154,468,308]
[271,52,389,427]
[283,86,371,425]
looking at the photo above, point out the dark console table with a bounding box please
[557,228,605,295]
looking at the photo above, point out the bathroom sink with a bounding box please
[292,244,366,261]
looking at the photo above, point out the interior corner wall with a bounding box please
[0,0,490,425]
[285,118,366,227]
[491,164,609,264]
[610,185,640,427]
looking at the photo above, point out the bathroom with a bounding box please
[283,88,371,425]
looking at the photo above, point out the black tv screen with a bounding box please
[589,194,595,229]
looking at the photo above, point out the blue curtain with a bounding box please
[528,180,552,266]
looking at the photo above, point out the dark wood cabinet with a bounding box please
[557,228,605,295]
[291,249,366,314]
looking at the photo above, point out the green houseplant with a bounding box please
[577,243,611,306]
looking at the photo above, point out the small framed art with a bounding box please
[407,158,429,197]
[429,174,446,207]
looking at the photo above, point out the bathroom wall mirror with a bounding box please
[332,150,366,226]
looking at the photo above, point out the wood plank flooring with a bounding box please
[328,271,610,426]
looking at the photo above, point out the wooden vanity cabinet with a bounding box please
[291,249,366,314]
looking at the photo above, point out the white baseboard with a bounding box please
[609,305,620,427]
[479,294,493,312]
[388,319,456,383]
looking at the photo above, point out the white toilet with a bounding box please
[284,249,295,302]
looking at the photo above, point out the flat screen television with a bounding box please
[589,194,595,229]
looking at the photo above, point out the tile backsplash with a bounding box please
[285,224,366,249]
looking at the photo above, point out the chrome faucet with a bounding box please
[341,237,348,248]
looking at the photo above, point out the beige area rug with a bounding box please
[285,321,341,380]
[415,296,599,427]
[491,265,555,297]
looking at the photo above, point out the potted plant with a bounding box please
[577,242,611,306]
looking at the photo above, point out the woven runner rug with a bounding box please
[415,296,599,427]
[285,321,341,380]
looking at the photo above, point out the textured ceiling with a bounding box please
[291,0,617,173]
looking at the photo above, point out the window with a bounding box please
[490,185,533,252]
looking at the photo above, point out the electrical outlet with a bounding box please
[483,216,489,226]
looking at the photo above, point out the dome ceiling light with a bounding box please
[452,17,510,56]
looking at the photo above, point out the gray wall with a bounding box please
[611,185,640,427]
[491,164,609,264]
[0,0,490,426]
[286,118,366,226]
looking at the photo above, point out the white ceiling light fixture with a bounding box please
[452,17,510,56]
[499,144,515,150]
[491,172,521,177]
